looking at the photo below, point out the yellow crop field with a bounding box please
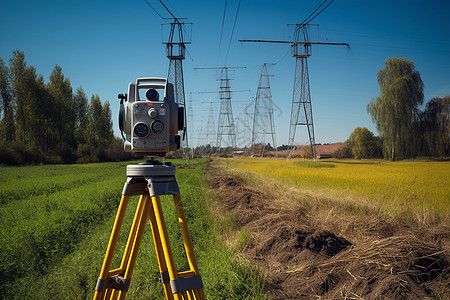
[223,158,449,214]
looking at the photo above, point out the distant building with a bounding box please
[233,151,245,158]
[314,143,346,159]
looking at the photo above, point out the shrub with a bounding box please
[348,127,383,159]
[0,142,50,165]
[333,143,353,158]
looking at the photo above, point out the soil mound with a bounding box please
[207,167,449,299]
[302,231,352,256]
[255,228,352,263]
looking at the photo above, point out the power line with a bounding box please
[158,0,178,22]
[217,0,228,65]
[224,0,242,66]
[143,0,164,19]
[301,0,327,24]
[274,47,291,65]
[161,0,182,21]
[304,0,335,24]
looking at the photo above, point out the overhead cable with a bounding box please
[224,0,242,66]
[217,0,228,65]
[300,0,328,24]
[158,0,179,22]
[143,0,164,20]
[304,0,335,24]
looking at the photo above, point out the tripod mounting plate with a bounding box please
[127,163,176,177]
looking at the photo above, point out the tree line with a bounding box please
[367,57,449,160]
[0,50,131,165]
[193,57,448,161]
[2,52,447,164]
[337,57,449,161]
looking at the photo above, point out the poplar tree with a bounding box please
[8,50,49,148]
[47,65,76,150]
[0,58,14,142]
[88,94,103,150]
[1,50,119,163]
[9,50,29,144]
[29,72,50,150]
[100,101,114,148]
[74,86,89,145]
[367,57,424,160]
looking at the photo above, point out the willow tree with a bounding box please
[367,57,424,161]
[421,95,450,157]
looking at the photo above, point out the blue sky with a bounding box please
[1,0,449,147]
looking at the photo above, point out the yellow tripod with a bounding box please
[93,160,205,300]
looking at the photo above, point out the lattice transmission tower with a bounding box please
[194,67,246,148]
[240,25,348,159]
[235,101,253,149]
[217,67,236,148]
[251,63,277,156]
[187,92,194,158]
[206,102,217,146]
[164,19,191,157]
[288,24,315,158]
[198,100,219,146]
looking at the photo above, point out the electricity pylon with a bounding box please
[217,67,236,148]
[240,26,348,159]
[187,93,194,158]
[251,63,276,157]
[206,102,217,146]
[235,101,253,149]
[164,20,191,158]
[194,67,246,149]
[288,24,315,159]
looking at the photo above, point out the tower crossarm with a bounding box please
[194,67,246,70]
[239,39,349,47]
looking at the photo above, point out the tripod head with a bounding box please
[127,157,176,178]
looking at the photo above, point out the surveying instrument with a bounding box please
[93,78,205,300]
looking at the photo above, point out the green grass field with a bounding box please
[0,159,266,299]
[3,157,447,298]
[223,158,449,217]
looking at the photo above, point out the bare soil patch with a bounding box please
[206,166,449,299]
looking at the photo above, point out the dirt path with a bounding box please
[206,166,449,299]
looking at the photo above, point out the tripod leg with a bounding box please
[104,288,113,300]
[173,194,200,274]
[94,195,131,300]
[151,195,183,300]
[118,194,147,274]
[173,194,206,300]
[148,199,174,300]
[117,194,153,300]
[96,195,147,299]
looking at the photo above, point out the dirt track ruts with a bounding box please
[206,165,449,299]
